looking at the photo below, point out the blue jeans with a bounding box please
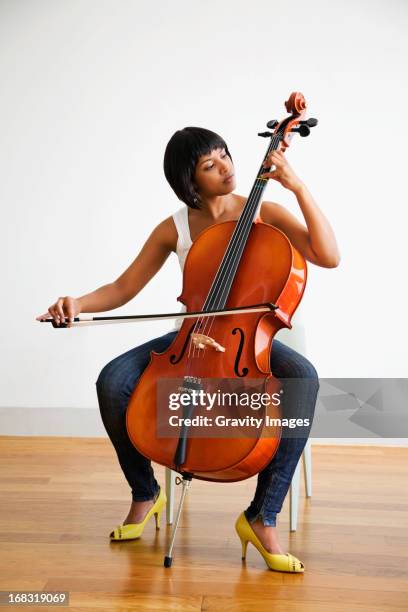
[96,330,319,527]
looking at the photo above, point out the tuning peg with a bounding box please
[291,124,311,137]
[258,131,273,138]
[266,120,279,129]
[300,118,318,128]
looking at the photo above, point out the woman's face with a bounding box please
[193,147,236,200]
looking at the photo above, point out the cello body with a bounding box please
[126,219,307,482]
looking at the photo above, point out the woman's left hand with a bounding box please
[260,149,303,192]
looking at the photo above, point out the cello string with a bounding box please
[187,134,280,362]
[201,180,268,342]
[186,171,264,361]
[191,134,281,355]
[185,133,281,365]
[202,134,281,315]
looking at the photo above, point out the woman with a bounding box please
[37,127,340,573]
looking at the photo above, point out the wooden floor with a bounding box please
[0,438,407,611]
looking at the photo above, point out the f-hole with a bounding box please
[169,323,196,365]
[232,327,249,377]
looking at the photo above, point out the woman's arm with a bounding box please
[260,188,341,268]
[259,150,341,268]
[78,216,177,312]
[37,217,177,325]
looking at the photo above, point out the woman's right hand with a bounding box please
[36,296,81,327]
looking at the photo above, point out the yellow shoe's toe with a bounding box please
[264,552,305,573]
[109,487,167,541]
[110,524,143,541]
[110,526,121,540]
[288,553,304,572]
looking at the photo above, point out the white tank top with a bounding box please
[171,206,193,331]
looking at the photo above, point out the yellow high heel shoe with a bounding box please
[110,487,167,541]
[235,512,305,573]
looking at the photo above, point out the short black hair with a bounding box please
[163,126,232,210]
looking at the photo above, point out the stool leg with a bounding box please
[164,474,192,567]
[165,467,176,525]
[289,459,301,532]
[303,439,312,497]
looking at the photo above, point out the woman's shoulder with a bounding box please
[150,213,179,254]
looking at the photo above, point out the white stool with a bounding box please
[165,320,313,532]
[165,440,311,531]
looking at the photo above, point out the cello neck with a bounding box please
[245,133,281,221]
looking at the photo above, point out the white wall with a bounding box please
[1,1,407,436]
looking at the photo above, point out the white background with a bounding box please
[1,0,407,439]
